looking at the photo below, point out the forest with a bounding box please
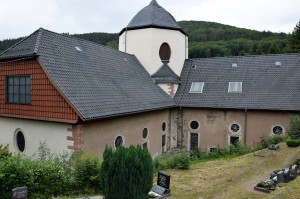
[0,21,290,58]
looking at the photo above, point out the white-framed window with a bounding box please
[190,120,200,130]
[272,125,284,135]
[189,133,199,151]
[189,82,204,93]
[14,129,26,153]
[114,135,124,149]
[228,82,242,93]
[208,146,218,152]
[142,128,149,139]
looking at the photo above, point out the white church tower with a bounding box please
[119,0,188,96]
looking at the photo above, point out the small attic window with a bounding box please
[75,46,81,52]
[190,82,204,93]
[275,61,281,66]
[228,82,242,93]
[232,63,238,68]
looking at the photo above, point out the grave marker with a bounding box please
[12,187,27,199]
[276,171,284,184]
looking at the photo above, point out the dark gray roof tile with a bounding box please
[0,28,175,121]
[151,61,180,83]
[174,54,300,111]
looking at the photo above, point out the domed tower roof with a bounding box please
[120,0,187,35]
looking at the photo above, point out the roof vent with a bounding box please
[75,47,81,52]
[232,63,238,68]
[124,58,128,62]
[275,61,281,66]
[192,65,197,69]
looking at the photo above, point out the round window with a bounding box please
[273,126,283,135]
[115,136,123,149]
[231,124,240,133]
[190,121,199,130]
[159,43,171,61]
[143,128,148,139]
[16,131,25,152]
[162,122,166,131]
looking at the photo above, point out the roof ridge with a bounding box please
[190,53,300,61]
[34,28,44,54]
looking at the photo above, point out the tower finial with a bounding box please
[150,0,159,6]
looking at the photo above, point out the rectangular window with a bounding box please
[189,82,204,93]
[6,75,31,104]
[209,147,218,152]
[143,142,148,149]
[190,133,199,151]
[228,82,242,93]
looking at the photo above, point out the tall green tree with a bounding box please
[286,20,300,53]
[100,145,153,199]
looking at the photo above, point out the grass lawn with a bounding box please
[166,143,300,199]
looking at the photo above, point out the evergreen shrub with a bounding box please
[100,145,153,199]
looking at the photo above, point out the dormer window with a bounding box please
[6,75,31,104]
[190,82,204,93]
[228,82,242,93]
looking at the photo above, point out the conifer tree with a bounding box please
[286,20,300,53]
[100,145,153,199]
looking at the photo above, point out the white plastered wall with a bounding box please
[158,83,179,97]
[0,117,72,157]
[119,28,188,76]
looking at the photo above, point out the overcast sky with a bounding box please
[0,0,299,40]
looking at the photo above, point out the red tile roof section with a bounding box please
[0,58,79,123]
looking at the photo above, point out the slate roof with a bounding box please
[120,0,186,35]
[151,61,180,83]
[174,54,300,111]
[0,28,175,121]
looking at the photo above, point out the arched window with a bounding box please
[159,43,171,61]
[15,130,25,152]
[114,136,123,149]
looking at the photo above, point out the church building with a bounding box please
[0,0,299,158]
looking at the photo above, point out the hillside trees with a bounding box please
[286,20,300,53]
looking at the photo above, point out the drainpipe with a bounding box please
[244,109,248,145]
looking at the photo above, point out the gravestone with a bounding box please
[157,171,171,190]
[283,168,291,183]
[276,171,284,184]
[290,165,298,179]
[150,172,171,196]
[12,187,27,199]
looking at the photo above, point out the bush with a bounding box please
[74,155,101,193]
[289,115,300,134]
[153,150,190,171]
[101,145,153,199]
[286,137,300,147]
[0,144,12,160]
[0,156,33,199]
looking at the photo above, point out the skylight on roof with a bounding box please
[228,82,242,93]
[232,63,238,68]
[75,46,81,52]
[275,61,281,66]
[190,82,204,93]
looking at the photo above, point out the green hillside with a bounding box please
[0,21,288,58]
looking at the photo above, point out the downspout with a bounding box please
[179,106,184,149]
[244,109,248,145]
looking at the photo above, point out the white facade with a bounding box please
[157,83,179,97]
[0,117,72,157]
[119,28,188,76]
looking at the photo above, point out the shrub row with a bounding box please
[153,150,190,171]
[286,137,300,147]
[0,143,101,199]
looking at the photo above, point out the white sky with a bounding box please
[0,0,299,40]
